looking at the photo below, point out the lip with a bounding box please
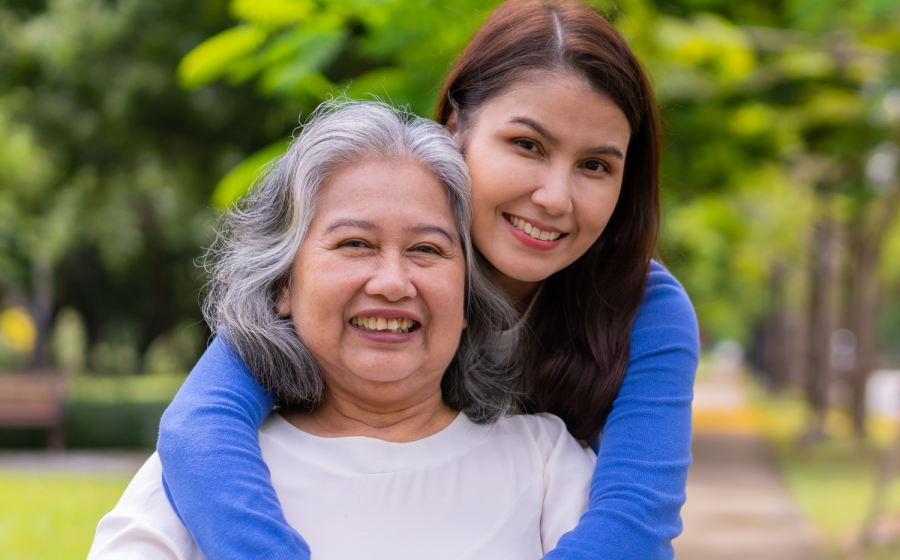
[352,328,417,344]
[503,215,566,250]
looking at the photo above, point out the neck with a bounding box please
[282,384,458,443]
[491,270,542,309]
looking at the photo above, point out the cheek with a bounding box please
[290,257,352,342]
[575,185,621,238]
[468,148,531,219]
[423,266,467,335]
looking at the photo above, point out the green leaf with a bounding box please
[212,141,291,208]
[257,29,347,97]
[229,0,317,27]
[178,25,268,90]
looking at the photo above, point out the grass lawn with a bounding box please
[751,386,900,560]
[0,472,131,560]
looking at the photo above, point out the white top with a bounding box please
[88,411,596,560]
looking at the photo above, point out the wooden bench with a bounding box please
[0,373,65,450]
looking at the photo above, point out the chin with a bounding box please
[495,260,558,283]
[348,361,420,384]
[359,372,417,384]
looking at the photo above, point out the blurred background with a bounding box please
[0,0,899,558]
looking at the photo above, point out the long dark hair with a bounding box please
[435,0,661,440]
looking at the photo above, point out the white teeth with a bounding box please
[352,316,417,333]
[507,215,562,242]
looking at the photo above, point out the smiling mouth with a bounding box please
[504,214,566,241]
[351,316,419,334]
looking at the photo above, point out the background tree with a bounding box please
[1,0,898,444]
[0,0,292,372]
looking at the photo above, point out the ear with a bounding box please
[445,109,461,145]
[275,280,292,317]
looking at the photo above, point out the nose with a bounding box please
[365,254,417,302]
[530,166,574,216]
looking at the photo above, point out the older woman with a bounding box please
[88,101,595,560]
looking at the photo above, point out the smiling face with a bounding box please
[275,157,467,411]
[458,71,632,303]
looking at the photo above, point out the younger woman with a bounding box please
[158,1,699,559]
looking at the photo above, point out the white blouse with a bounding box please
[88,411,596,560]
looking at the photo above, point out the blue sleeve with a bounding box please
[156,336,310,560]
[544,261,699,560]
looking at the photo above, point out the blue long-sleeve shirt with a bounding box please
[157,261,699,560]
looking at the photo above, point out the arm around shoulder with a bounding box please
[544,261,699,560]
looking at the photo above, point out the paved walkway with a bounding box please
[673,369,826,559]
[0,451,151,475]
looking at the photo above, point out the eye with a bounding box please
[515,139,540,153]
[339,239,368,249]
[583,160,609,173]
[412,244,440,255]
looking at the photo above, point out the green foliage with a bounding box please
[212,140,291,207]
[181,0,507,205]
[67,373,187,403]
[0,0,293,361]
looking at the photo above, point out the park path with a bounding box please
[673,368,826,559]
[0,450,151,474]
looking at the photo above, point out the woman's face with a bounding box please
[276,158,467,409]
[459,72,631,302]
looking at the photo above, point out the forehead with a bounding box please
[478,71,631,144]
[311,157,458,232]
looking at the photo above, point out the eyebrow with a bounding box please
[325,219,375,235]
[325,219,458,244]
[509,117,625,160]
[410,225,458,245]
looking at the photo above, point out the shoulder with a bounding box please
[631,261,699,351]
[506,412,567,441]
[640,261,696,321]
[88,454,199,559]
[500,413,592,464]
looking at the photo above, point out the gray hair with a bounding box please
[203,99,518,423]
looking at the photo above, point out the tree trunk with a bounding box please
[29,256,54,371]
[764,264,791,390]
[804,209,839,440]
[846,188,900,439]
